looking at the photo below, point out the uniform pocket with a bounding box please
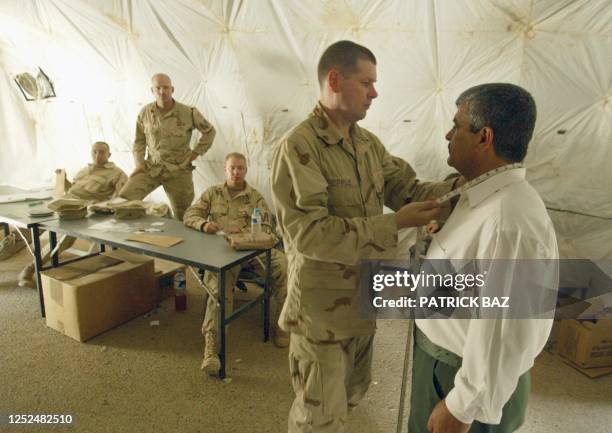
[238,206,251,218]
[289,350,324,418]
[372,170,384,197]
[432,358,457,401]
[289,340,348,418]
[210,203,228,219]
[432,360,446,400]
[327,185,361,208]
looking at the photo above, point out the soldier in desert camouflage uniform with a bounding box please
[184,152,288,375]
[16,141,127,287]
[270,41,457,433]
[119,73,215,221]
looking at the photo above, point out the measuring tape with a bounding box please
[426,163,524,233]
[435,163,524,204]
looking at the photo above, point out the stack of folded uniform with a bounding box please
[90,199,169,218]
[47,198,89,220]
[88,202,114,214]
[111,200,147,219]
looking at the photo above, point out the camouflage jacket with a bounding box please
[183,182,273,234]
[134,101,215,177]
[270,103,454,341]
[65,162,127,202]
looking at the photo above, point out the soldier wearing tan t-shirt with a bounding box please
[119,73,216,220]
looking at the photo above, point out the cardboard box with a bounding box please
[559,356,612,378]
[41,254,157,342]
[558,319,612,368]
[104,249,185,300]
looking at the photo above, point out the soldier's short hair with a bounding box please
[456,83,537,163]
[317,40,377,87]
[225,152,247,163]
[92,141,110,151]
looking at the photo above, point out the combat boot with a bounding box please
[201,332,221,375]
[271,299,289,348]
[272,326,290,348]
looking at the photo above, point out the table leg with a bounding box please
[218,270,226,379]
[49,231,58,267]
[263,249,271,342]
[198,268,208,320]
[31,225,45,318]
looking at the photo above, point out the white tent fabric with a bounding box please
[0,0,610,259]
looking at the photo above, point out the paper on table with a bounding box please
[89,220,134,233]
[0,191,53,204]
[126,233,183,248]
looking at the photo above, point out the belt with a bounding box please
[415,327,462,368]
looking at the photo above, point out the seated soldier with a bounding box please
[183,152,289,375]
[15,141,127,287]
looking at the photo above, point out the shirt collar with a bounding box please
[465,167,526,208]
[310,102,367,146]
[150,100,177,118]
[89,162,114,169]
[222,181,252,200]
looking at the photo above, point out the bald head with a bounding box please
[151,73,172,86]
[91,141,111,166]
[151,73,174,107]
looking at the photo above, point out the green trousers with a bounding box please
[408,330,530,433]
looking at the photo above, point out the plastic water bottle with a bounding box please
[251,207,262,236]
[174,270,187,311]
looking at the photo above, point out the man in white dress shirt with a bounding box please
[409,83,558,433]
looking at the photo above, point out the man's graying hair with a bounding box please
[456,83,537,162]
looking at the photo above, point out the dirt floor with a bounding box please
[0,240,611,433]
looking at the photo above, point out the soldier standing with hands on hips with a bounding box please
[120,73,216,220]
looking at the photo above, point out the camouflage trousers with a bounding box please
[201,248,287,334]
[119,167,194,221]
[288,332,374,433]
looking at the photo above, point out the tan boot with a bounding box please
[201,332,221,375]
[0,233,26,261]
[18,263,36,288]
[273,326,290,348]
[270,299,289,348]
